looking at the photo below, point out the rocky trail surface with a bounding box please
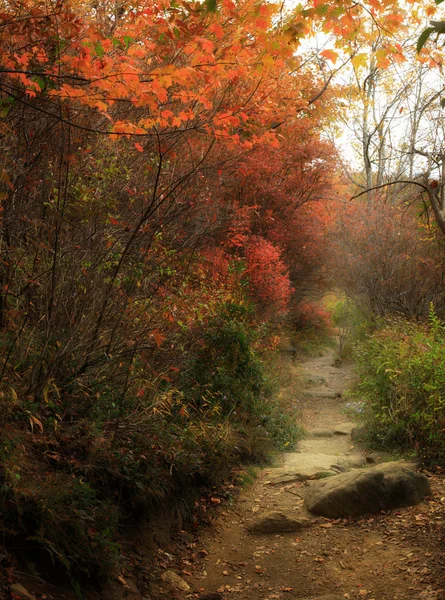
[157,347,445,600]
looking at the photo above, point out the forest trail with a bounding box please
[169,346,445,600]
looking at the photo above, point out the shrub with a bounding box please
[292,301,333,334]
[182,300,302,452]
[355,308,445,464]
[244,237,292,316]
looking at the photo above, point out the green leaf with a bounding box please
[417,27,435,53]
[436,0,445,5]
[94,42,104,57]
[205,0,217,12]
[123,35,134,48]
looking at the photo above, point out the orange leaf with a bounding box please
[320,49,338,64]
[152,330,166,348]
[134,143,144,152]
[211,23,224,39]
[201,38,214,53]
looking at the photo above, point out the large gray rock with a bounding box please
[247,511,312,534]
[305,462,431,517]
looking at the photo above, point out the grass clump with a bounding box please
[354,306,445,464]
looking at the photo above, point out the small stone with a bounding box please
[306,375,328,386]
[333,422,356,435]
[160,570,191,591]
[247,510,312,534]
[10,584,36,600]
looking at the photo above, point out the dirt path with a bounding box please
[167,346,445,600]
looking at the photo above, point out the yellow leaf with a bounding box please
[351,53,368,70]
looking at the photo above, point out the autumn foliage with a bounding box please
[0,0,419,586]
[330,196,445,319]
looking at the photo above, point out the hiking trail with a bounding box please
[167,345,445,600]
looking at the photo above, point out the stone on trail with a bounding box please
[247,510,313,534]
[307,428,334,438]
[305,462,431,518]
[160,570,191,591]
[306,374,328,386]
[264,452,367,484]
[265,466,337,484]
[9,584,36,600]
[333,422,356,435]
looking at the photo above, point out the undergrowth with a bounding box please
[0,300,302,588]
[354,306,445,465]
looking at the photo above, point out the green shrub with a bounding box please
[182,300,303,454]
[355,307,445,464]
[182,301,264,415]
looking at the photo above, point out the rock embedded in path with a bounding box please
[305,462,431,518]
[247,510,313,534]
[333,422,356,435]
[264,452,367,484]
[265,467,337,484]
[306,374,328,386]
[307,428,334,438]
[160,570,191,591]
